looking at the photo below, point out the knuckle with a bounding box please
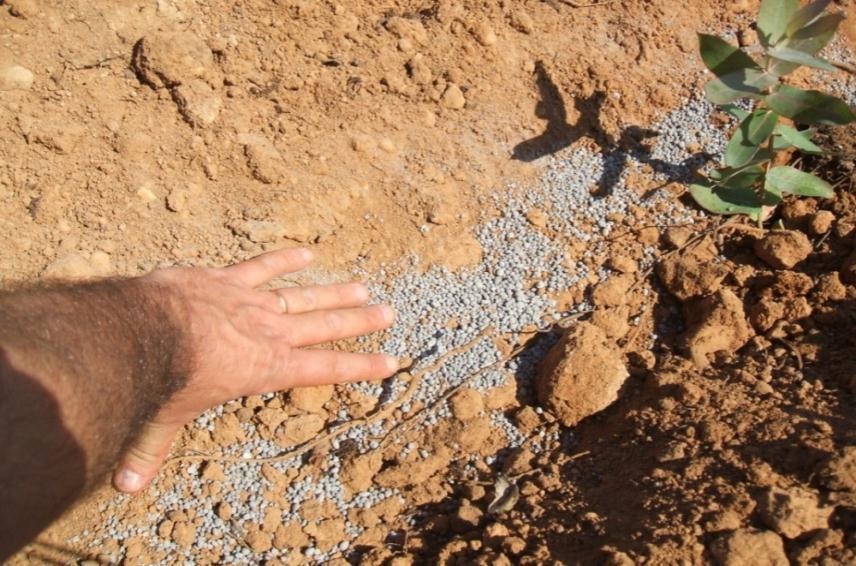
[300,288,318,311]
[324,311,344,333]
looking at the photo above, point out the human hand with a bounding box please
[113,248,397,493]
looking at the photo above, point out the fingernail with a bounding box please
[386,356,400,372]
[299,248,313,261]
[115,468,143,492]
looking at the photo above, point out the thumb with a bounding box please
[113,420,183,493]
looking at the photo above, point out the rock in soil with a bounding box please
[656,255,728,300]
[709,529,788,566]
[756,486,832,538]
[132,31,216,89]
[753,230,812,270]
[0,64,34,91]
[817,447,856,494]
[682,288,753,368]
[536,322,629,426]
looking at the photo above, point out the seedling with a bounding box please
[690,0,855,223]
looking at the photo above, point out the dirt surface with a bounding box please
[2,0,856,565]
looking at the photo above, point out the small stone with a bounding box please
[510,11,534,34]
[709,529,788,566]
[157,520,174,538]
[502,447,534,476]
[608,255,637,273]
[591,274,634,307]
[473,22,497,46]
[637,226,660,245]
[275,414,325,447]
[171,521,196,548]
[237,134,287,184]
[245,530,273,553]
[817,447,856,493]
[42,253,95,281]
[440,84,466,109]
[657,256,728,301]
[451,502,483,533]
[450,388,484,421]
[289,385,334,413]
[526,208,548,228]
[502,536,527,556]
[6,0,39,19]
[406,54,432,85]
[754,230,812,270]
[217,502,233,521]
[536,322,629,427]
[664,226,692,248]
[682,289,753,368]
[200,461,225,481]
[757,486,833,538]
[0,65,34,91]
[172,79,222,127]
[232,220,287,244]
[132,31,215,89]
[808,210,835,235]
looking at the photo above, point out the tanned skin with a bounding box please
[0,248,398,560]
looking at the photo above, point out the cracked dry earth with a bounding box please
[2,0,856,565]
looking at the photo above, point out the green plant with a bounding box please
[690,0,855,223]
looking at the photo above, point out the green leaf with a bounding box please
[774,124,823,154]
[758,0,799,46]
[698,34,760,78]
[710,164,766,188]
[766,85,856,125]
[689,179,778,220]
[721,104,750,121]
[769,13,843,76]
[766,165,834,198]
[786,0,831,37]
[704,69,779,104]
[768,46,838,72]
[744,110,780,145]
[724,110,779,167]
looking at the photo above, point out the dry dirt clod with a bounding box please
[807,210,835,235]
[440,84,466,109]
[591,273,634,307]
[289,384,334,413]
[132,31,216,89]
[536,322,629,427]
[657,255,729,301]
[509,10,535,34]
[6,0,39,19]
[756,486,832,539]
[816,447,856,494]
[709,529,788,566]
[473,22,498,46]
[450,388,484,421]
[237,134,288,184]
[0,64,34,91]
[274,414,325,447]
[682,288,753,368]
[753,230,812,270]
[172,79,222,127]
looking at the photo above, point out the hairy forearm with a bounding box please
[0,277,188,559]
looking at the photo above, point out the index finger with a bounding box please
[223,248,313,287]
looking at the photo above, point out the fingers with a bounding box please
[283,304,395,347]
[223,248,313,288]
[277,349,399,389]
[113,420,183,494]
[271,282,370,314]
